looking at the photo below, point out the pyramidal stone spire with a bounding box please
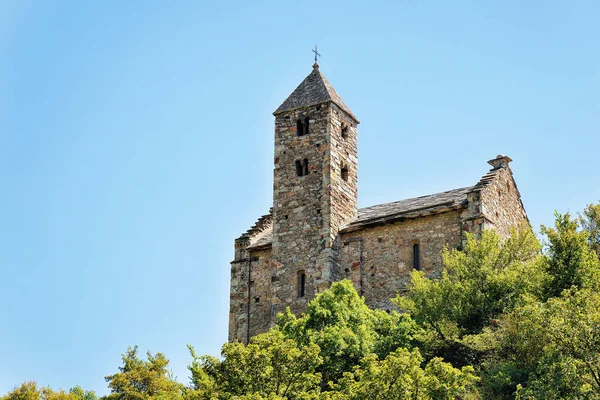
[273,64,358,122]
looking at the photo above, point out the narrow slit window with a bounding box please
[341,124,348,139]
[304,117,310,135]
[298,270,306,298]
[295,160,303,176]
[413,243,420,271]
[341,166,349,182]
[296,119,304,136]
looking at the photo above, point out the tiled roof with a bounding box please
[342,187,472,231]
[273,65,358,122]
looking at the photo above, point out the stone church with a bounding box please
[229,62,528,343]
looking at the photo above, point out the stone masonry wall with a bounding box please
[271,102,358,312]
[338,211,463,310]
[479,166,529,237]
[271,104,331,316]
[229,246,277,343]
[271,104,329,302]
[229,254,248,342]
[328,103,359,244]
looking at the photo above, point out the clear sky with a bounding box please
[1,0,599,395]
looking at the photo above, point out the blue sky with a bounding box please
[1,0,599,395]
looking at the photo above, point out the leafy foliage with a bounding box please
[325,348,478,400]
[580,202,600,259]
[513,289,600,399]
[276,279,417,388]
[187,329,322,399]
[1,382,97,400]
[394,225,543,366]
[5,204,600,400]
[541,212,600,298]
[103,346,183,400]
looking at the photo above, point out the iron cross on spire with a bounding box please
[312,45,321,64]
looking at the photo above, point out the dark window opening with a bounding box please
[413,243,420,271]
[341,166,349,182]
[296,119,304,136]
[298,270,306,298]
[254,296,260,303]
[296,158,309,176]
[341,124,348,139]
[296,117,310,136]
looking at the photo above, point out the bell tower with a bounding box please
[271,62,359,313]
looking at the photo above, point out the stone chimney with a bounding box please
[487,154,513,170]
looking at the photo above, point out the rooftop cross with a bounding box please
[312,45,321,65]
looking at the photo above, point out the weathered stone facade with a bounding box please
[229,64,529,343]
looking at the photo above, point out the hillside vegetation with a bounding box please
[4,204,600,400]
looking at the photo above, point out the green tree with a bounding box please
[0,381,42,400]
[67,387,98,400]
[513,289,600,399]
[276,280,377,388]
[325,348,478,400]
[1,382,43,400]
[394,226,543,366]
[277,280,416,388]
[1,383,97,400]
[579,202,600,260]
[103,346,183,400]
[541,212,600,298]
[371,308,417,360]
[187,329,322,400]
[480,285,600,398]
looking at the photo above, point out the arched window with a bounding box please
[297,270,306,298]
[413,243,420,271]
[304,117,310,135]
